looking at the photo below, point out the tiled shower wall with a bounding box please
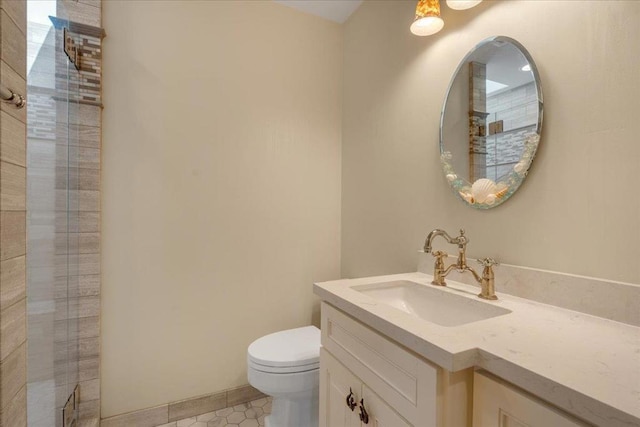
[0,0,28,426]
[485,81,537,181]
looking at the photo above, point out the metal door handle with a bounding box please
[346,388,357,411]
[359,399,369,424]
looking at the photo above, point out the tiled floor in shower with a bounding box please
[155,397,272,427]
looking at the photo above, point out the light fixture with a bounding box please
[410,0,444,36]
[446,0,483,10]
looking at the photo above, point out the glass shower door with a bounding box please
[27,1,80,426]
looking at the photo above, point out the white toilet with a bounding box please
[247,326,320,427]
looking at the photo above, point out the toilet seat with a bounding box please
[248,326,320,374]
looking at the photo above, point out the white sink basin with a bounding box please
[353,280,511,327]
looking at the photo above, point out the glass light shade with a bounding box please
[410,0,444,36]
[446,0,482,10]
[410,16,445,36]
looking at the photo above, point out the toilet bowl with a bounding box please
[247,326,320,427]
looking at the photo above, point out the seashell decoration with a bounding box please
[446,173,457,182]
[459,191,474,204]
[495,182,508,199]
[513,161,527,175]
[471,178,497,204]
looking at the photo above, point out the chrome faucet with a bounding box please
[423,229,498,300]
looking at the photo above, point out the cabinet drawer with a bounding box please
[321,302,438,426]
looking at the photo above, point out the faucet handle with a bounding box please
[456,229,469,246]
[432,250,448,259]
[478,257,498,267]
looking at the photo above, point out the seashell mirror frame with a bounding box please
[440,36,543,209]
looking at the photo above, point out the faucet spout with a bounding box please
[424,228,463,253]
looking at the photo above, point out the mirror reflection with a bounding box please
[440,36,543,209]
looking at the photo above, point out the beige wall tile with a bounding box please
[79,336,99,359]
[79,398,101,421]
[77,0,101,9]
[78,296,100,318]
[29,210,86,234]
[0,341,25,409]
[0,161,26,210]
[78,418,100,427]
[0,255,25,309]
[0,0,27,36]
[78,316,100,339]
[0,10,26,79]
[79,356,99,381]
[0,211,25,260]
[80,378,100,401]
[0,61,26,123]
[79,190,100,212]
[61,296,97,322]
[77,253,100,275]
[0,298,25,360]
[62,0,101,27]
[79,232,100,253]
[60,254,100,277]
[0,384,26,426]
[0,110,26,166]
[78,274,100,296]
[53,318,78,343]
[74,146,100,170]
[53,337,78,364]
[226,385,265,407]
[70,124,101,149]
[79,168,100,191]
[53,232,100,255]
[79,212,100,233]
[101,404,169,427]
[168,392,226,422]
[62,104,101,128]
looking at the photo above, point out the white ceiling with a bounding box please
[273,0,364,24]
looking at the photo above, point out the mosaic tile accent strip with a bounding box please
[49,16,103,106]
[156,397,272,427]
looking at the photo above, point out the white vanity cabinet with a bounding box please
[321,349,411,427]
[319,302,472,427]
[473,371,587,427]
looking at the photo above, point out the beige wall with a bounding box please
[102,1,342,418]
[342,1,640,284]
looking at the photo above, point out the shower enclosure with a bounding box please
[27,1,81,426]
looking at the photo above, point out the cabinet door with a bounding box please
[473,372,587,427]
[320,348,362,427]
[361,385,412,427]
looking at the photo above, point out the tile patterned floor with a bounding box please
[156,397,272,427]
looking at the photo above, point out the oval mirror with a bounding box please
[440,36,543,209]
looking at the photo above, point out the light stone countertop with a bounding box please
[314,272,640,427]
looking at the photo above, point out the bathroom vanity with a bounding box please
[314,263,640,427]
